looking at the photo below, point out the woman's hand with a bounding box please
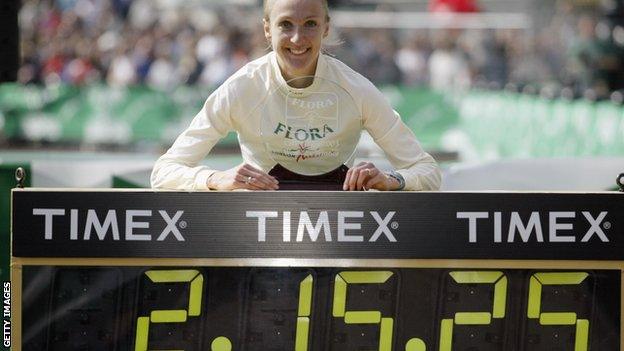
[343,162,401,191]
[207,163,279,190]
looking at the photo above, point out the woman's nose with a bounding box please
[290,26,304,43]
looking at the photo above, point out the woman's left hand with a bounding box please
[342,162,401,191]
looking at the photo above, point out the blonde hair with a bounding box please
[263,0,330,22]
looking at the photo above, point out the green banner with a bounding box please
[0,84,457,150]
[2,84,623,158]
[458,91,624,158]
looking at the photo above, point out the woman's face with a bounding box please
[264,0,329,81]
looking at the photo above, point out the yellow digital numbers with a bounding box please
[129,269,595,351]
[134,269,205,351]
[296,274,314,351]
[527,272,590,351]
[439,271,507,351]
[332,271,395,351]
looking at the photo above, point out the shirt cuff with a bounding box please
[395,170,412,191]
[195,169,217,190]
[386,170,405,190]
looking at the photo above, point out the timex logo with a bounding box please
[246,211,398,243]
[457,211,610,243]
[32,208,186,241]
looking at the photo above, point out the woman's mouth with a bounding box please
[287,47,310,56]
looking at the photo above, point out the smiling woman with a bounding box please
[263,0,330,88]
[151,0,441,191]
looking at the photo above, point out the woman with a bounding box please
[151,0,441,191]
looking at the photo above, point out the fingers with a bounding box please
[236,164,279,190]
[343,162,378,191]
[356,168,373,190]
[234,173,264,190]
[364,172,388,190]
[343,162,361,191]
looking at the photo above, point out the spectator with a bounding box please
[395,32,430,86]
[428,32,471,91]
[145,40,177,90]
[107,44,136,87]
[566,15,623,98]
[15,0,624,97]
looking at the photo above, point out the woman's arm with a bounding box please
[151,86,233,190]
[151,83,279,191]
[361,85,442,191]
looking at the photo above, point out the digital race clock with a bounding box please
[10,189,624,350]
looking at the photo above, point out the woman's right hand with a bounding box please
[206,163,279,190]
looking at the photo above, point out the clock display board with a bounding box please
[10,189,624,350]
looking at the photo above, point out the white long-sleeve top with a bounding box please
[151,52,441,191]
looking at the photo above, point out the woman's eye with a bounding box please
[305,20,317,27]
[278,21,292,29]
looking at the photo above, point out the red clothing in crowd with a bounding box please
[429,0,479,13]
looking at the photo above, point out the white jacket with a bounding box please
[151,52,441,191]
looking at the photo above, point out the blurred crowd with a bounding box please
[17,0,624,100]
